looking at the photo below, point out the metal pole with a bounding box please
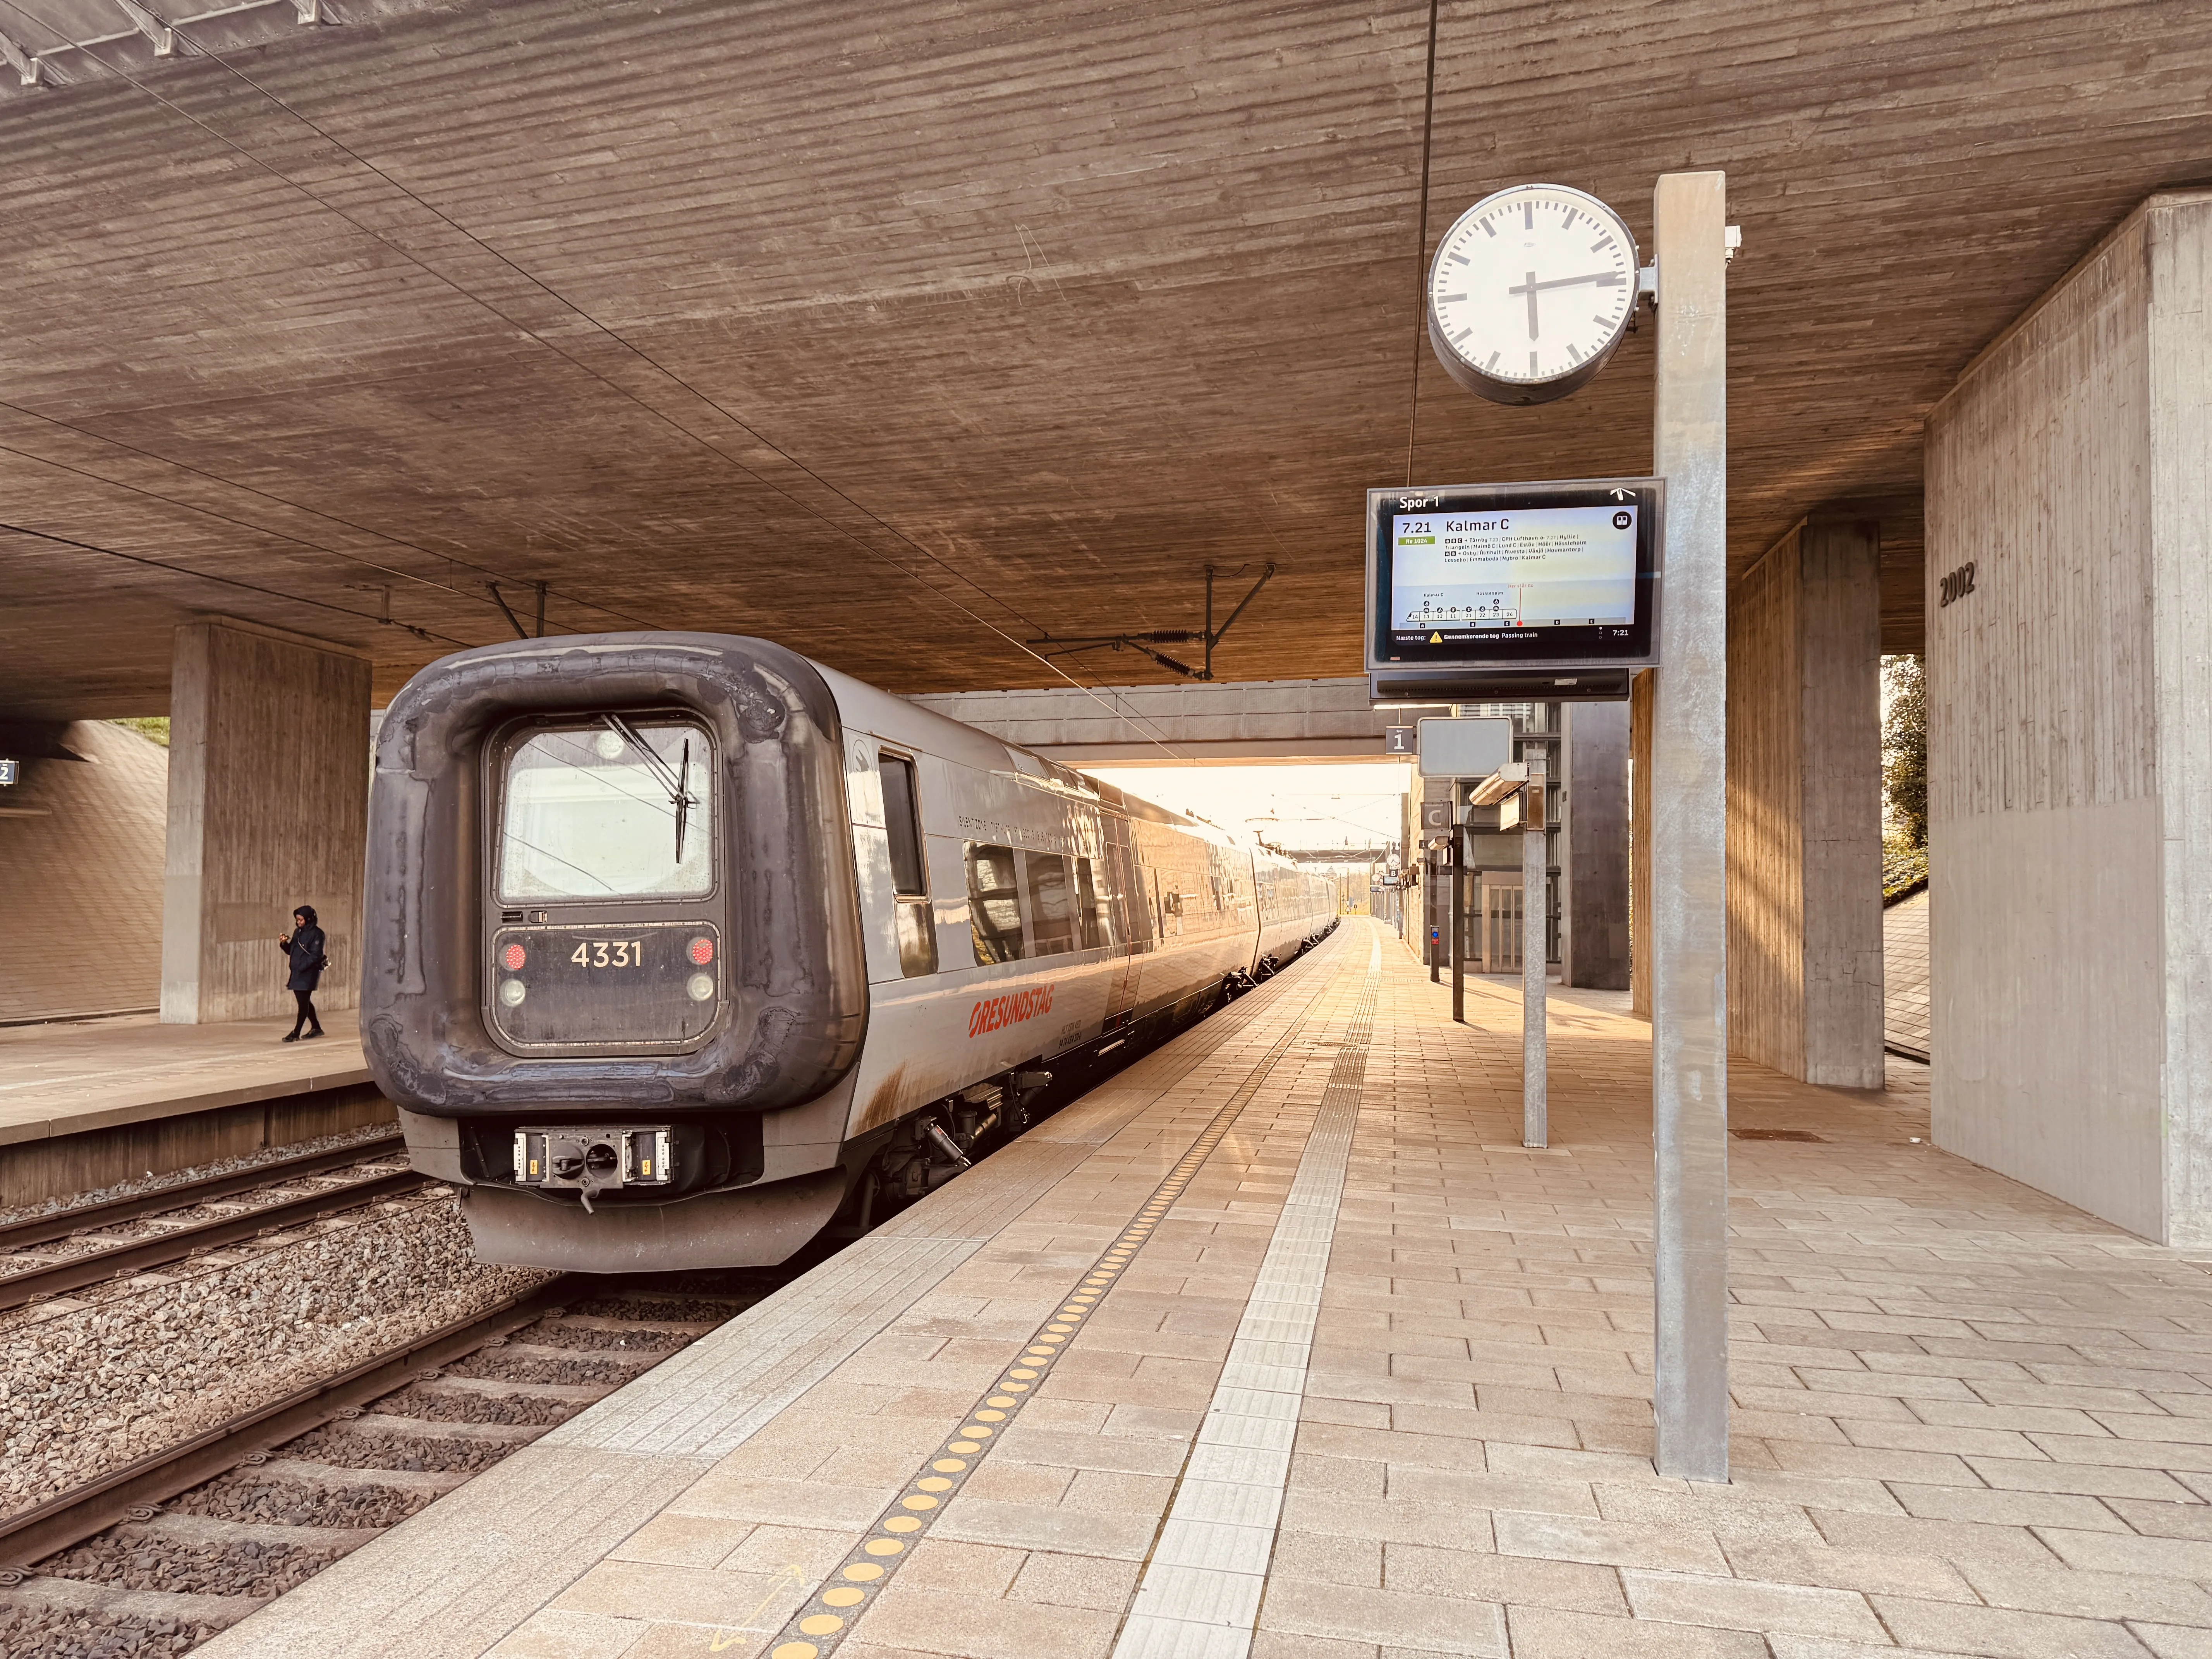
[1429,849,1441,981]
[1523,753,1548,1147]
[1451,856,1466,1024]
[1650,170,1731,1482]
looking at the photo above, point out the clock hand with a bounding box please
[1511,269,1539,339]
[1528,271,1626,291]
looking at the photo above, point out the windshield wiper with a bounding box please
[675,738,691,865]
[601,715,697,865]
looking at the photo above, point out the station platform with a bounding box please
[0,1010,383,1206]
[201,920,2212,1659]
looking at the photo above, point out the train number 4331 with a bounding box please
[572,939,644,968]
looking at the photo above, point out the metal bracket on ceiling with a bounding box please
[292,0,324,22]
[1026,562,1277,683]
[112,0,176,55]
[0,26,44,85]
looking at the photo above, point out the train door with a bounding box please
[1103,827,1146,1028]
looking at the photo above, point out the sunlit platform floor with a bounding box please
[0,1007,368,1150]
[203,920,2212,1659]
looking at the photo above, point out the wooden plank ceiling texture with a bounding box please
[0,0,2202,717]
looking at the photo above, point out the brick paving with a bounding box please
[1884,893,1930,1061]
[206,920,2212,1658]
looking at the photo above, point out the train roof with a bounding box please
[808,656,1296,858]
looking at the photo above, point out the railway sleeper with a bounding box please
[246,1458,469,1497]
[0,1572,270,1628]
[342,1413,543,1445]
[550,1314,720,1337]
[412,1374,608,1405]
[461,1337,659,1366]
[124,1513,385,1553]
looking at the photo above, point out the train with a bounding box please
[362,633,1339,1271]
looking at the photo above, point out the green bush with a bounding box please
[1882,836,1927,902]
[109,716,170,747]
[1882,656,1926,850]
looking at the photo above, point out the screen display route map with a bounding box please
[1389,504,1636,634]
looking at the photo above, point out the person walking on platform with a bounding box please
[278,905,328,1043]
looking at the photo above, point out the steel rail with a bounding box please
[0,1165,426,1312]
[0,1131,408,1252]
[0,1275,580,1576]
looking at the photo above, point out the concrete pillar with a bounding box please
[1724,515,1885,1088]
[1629,670,1654,1018]
[161,618,372,1024]
[1562,701,1630,990]
[1925,188,2212,1244]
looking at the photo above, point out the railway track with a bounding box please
[0,1273,774,1657]
[0,1135,419,1313]
[0,939,1342,1655]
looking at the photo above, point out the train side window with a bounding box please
[880,754,936,977]
[1130,862,1157,948]
[879,755,927,898]
[966,843,1025,963]
[1024,851,1080,955]
[1075,857,1108,950]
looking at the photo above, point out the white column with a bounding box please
[1649,170,1731,1482]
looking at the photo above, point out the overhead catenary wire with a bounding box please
[0,426,649,638]
[0,519,469,645]
[0,0,1195,761]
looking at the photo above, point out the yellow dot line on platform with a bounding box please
[759,960,1341,1659]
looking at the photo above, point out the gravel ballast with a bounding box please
[0,1601,222,1658]
[0,1195,548,1516]
[0,1122,400,1231]
[166,1474,433,1530]
[276,1426,512,1475]
[41,1532,345,1599]
[447,1348,638,1387]
[373,1386,575,1426]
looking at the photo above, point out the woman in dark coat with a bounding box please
[277,905,327,1042]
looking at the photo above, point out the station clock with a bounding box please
[1425,183,1640,406]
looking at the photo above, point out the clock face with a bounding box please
[1427,184,1639,406]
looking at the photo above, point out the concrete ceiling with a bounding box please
[0,0,2203,717]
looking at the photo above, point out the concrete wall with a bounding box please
[0,1083,393,1209]
[1563,701,1630,990]
[1926,191,2212,1242]
[1725,517,1884,1087]
[0,721,168,1022]
[161,619,373,1025]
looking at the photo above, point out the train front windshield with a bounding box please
[499,722,714,901]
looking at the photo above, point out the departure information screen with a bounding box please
[1390,505,1636,633]
[1367,480,1660,670]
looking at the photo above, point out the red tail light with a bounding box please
[501,943,527,971]
[689,937,714,965]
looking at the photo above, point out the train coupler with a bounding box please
[513,1125,674,1211]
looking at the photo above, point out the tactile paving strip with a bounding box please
[757,955,1350,1659]
[548,934,1350,1465]
[1110,933,1381,1658]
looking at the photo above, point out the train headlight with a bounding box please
[685,972,715,1003]
[498,978,528,1006]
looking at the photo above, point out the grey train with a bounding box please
[363,634,1338,1271]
